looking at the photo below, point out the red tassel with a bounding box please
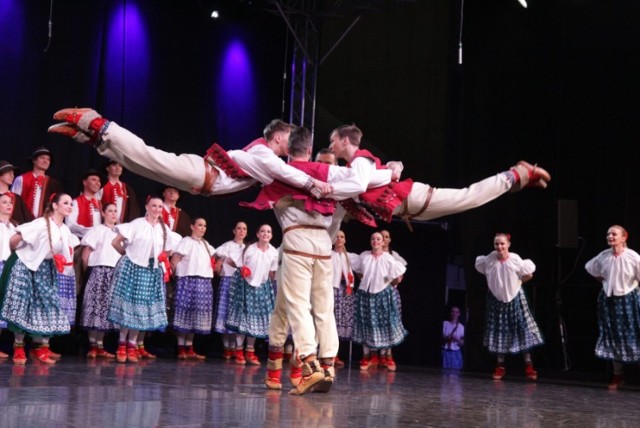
[52,254,72,273]
[158,251,172,283]
[240,265,251,279]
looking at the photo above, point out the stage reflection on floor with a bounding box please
[0,357,637,427]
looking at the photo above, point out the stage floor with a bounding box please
[0,356,637,427]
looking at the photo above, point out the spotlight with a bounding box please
[211,10,220,18]
[517,0,527,7]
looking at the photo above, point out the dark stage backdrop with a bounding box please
[2,0,640,377]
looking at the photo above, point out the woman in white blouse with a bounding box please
[213,221,247,362]
[80,203,121,359]
[0,192,17,359]
[0,193,79,365]
[170,217,215,360]
[107,196,180,363]
[585,225,640,390]
[225,224,278,366]
[330,230,359,367]
[475,233,543,381]
[353,231,407,372]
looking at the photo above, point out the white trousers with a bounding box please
[268,269,289,349]
[279,228,338,359]
[99,122,252,195]
[397,173,511,221]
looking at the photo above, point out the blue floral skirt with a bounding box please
[107,257,167,331]
[173,275,214,334]
[57,272,77,326]
[215,275,237,334]
[81,266,117,331]
[334,283,355,340]
[352,286,408,349]
[483,289,544,354]
[596,288,640,362]
[0,254,70,336]
[225,271,275,338]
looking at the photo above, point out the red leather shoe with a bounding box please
[235,349,246,365]
[608,374,625,390]
[43,346,61,361]
[87,346,98,359]
[369,354,379,368]
[116,344,127,363]
[385,356,397,372]
[492,366,506,380]
[31,347,56,365]
[245,351,261,366]
[524,363,538,381]
[127,346,139,363]
[177,346,187,360]
[185,346,205,360]
[95,347,115,359]
[137,345,156,359]
[334,356,345,368]
[223,348,233,360]
[359,357,371,371]
[13,345,27,365]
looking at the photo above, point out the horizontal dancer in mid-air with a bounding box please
[48,108,551,226]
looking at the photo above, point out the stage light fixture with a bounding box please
[211,10,220,18]
[517,0,527,8]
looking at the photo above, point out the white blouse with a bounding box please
[330,250,359,289]
[173,236,215,278]
[215,240,246,277]
[442,321,465,351]
[15,217,80,272]
[0,220,17,262]
[81,224,122,268]
[116,218,180,268]
[475,251,536,303]
[585,248,640,297]
[354,251,406,294]
[238,243,278,287]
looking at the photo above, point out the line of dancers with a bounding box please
[1,107,633,391]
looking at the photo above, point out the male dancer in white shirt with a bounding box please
[48,108,332,198]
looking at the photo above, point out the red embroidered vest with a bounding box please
[101,181,128,223]
[239,161,336,215]
[350,150,413,223]
[20,172,49,217]
[75,195,101,227]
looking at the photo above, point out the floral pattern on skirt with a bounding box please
[214,275,235,334]
[483,289,544,354]
[57,272,77,326]
[173,276,214,334]
[334,283,355,340]
[81,266,117,331]
[352,286,408,349]
[107,257,167,331]
[225,271,275,338]
[0,255,70,336]
[596,288,640,362]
